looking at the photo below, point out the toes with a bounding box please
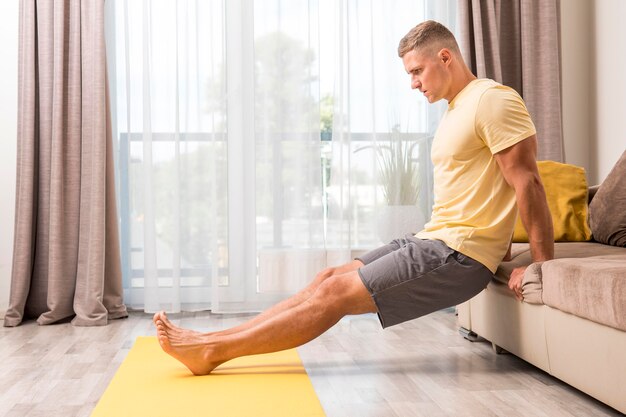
[154,311,178,332]
[156,321,168,337]
[153,311,168,324]
[156,324,171,348]
[161,313,174,328]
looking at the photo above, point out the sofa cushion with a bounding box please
[495,242,625,283]
[513,161,591,243]
[494,242,626,304]
[541,255,626,332]
[589,150,626,247]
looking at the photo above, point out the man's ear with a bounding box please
[439,48,452,65]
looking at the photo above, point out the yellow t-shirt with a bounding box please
[416,78,536,273]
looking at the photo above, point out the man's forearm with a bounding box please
[503,239,512,262]
[516,178,554,263]
[528,226,554,262]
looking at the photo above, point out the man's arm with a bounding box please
[494,135,554,300]
[503,239,513,262]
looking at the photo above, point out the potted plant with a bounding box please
[358,129,427,243]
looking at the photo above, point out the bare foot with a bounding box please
[153,311,225,375]
[153,312,205,339]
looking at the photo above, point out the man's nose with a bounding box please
[411,75,420,90]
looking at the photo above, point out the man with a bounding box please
[153,20,554,375]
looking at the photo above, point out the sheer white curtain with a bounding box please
[105,0,456,313]
[326,0,456,250]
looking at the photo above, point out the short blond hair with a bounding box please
[397,20,460,58]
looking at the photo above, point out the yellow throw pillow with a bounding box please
[513,161,591,242]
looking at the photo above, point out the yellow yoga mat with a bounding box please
[91,337,326,417]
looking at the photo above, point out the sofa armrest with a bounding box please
[588,184,601,203]
[521,262,544,304]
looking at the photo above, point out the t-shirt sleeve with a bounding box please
[475,86,536,154]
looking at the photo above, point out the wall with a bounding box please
[591,0,626,184]
[560,0,592,174]
[560,0,626,185]
[0,1,19,317]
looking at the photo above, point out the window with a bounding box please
[105,0,455,312]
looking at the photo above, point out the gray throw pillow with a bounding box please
[589,149,626,246]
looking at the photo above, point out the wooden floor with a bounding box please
[0,309,623,417]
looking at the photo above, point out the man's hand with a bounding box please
[508,266,526,301]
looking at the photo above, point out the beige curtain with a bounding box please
[4,0,127,327]
[458,0,564,161]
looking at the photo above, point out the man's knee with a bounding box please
[320,266,337,279]
[314,271,376,315]
[312,267,335,287]
[312,259,361,285]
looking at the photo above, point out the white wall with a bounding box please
[560,0,626,185]
[0,1,19,317]
[591,0,626,184]
[560,0,592,174]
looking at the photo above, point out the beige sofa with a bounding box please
[457,180,626,413]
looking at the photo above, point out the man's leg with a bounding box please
[156,259,364,338]
[154,269,376,375]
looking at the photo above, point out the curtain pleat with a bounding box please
[458,0,564,161]
[4,0,127,327]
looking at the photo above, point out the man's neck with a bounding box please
[446,70,477,103]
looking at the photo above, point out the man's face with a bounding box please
[402,48,449,103]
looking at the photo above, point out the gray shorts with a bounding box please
[357,235,492,328]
